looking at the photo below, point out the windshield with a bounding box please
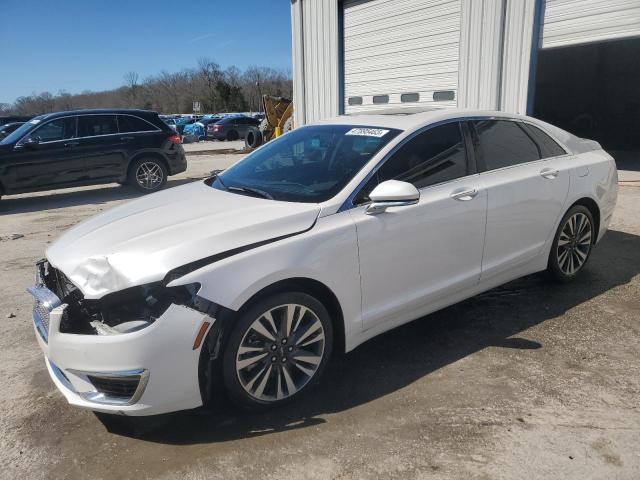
[213,124,401,203]
[0,118,41,145]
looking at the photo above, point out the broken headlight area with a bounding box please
[64,282,202,336]
[38,262,203,335]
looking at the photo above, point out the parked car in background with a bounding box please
[26,109,617,415]
[0,122,25,140]
[175,117,196,135]
[0,109,186,199]
[208,115,260,141]
[0,115,32,127]
[161,117,178,133]
[183,117,221,142]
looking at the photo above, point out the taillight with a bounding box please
[168,134,181,145]
[213,125,221,131]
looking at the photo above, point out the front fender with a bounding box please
[167,211,363,349]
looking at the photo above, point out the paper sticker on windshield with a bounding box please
[345,127,389,137]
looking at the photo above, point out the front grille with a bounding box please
[34,300,52,334]
[28,281,63,342]
[87,374,141,400]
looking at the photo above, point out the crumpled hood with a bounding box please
[46,181,320,299]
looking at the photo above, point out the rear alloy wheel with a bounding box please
[129,158,167,193]
[223,292,333,409]
[547,205,594,282]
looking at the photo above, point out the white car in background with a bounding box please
[28,109,618,415]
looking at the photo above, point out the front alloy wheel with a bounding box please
[548,205,594,281]
[223,293,333,409]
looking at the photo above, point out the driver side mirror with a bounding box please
[21,136,41,149]
[366,180,420,215]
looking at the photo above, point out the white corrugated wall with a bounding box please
[343,0,461,113]
[542,0,640,49]
[457,0,505,109]
[291,0,340,126]
[500,0,538,114]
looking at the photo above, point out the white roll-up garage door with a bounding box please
[343,0,461,114]
[542,0,640,49]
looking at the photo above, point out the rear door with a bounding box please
[77,114,126,180]
[471,119,570,281]
[118,114,164,154]
[4,116,83,190]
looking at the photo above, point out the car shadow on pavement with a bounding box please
[97,229,640,444]
[0,177,206,216]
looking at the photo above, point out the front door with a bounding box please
[349,121,487,330]
[5,116,84,191]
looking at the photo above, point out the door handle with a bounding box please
[540,167,559,179]
[64,141,79,148]
[450,187,479,201]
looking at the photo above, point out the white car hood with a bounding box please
[46,181,320,299]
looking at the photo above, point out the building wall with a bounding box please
[457,0,505,110]
[500,0,539,114]
[291,0,540,124]
[291,0,340,127]
[542,0,640,49]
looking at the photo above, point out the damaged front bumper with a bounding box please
[28,260,214,416]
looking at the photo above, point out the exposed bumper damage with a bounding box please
[28,260,215,415]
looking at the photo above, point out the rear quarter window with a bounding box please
[521,123,567,158]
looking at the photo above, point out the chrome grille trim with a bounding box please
[27,284,62,343]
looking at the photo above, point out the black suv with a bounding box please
[0,109,186,199]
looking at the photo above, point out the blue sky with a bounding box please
[0,0,292,103]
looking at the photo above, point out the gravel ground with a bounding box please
[0,152,638,480]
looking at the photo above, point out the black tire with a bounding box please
[223,292,333,410]
[547,205,595,282]
[245,127,263,149]
[128,157,168,193]
[226,130,239,141]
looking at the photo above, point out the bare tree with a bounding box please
[198,58,222,112]
[3,61,291,116]
[123,71,140,107]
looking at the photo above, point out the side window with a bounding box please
[30,117,76,142]
[521,123,567,158]
[78,115,118,138]
[472,120,540,170]
[378,122,468,189]
[118,115,154,133]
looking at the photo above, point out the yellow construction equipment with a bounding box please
[244,95,293,149]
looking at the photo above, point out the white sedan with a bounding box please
[28,109,618,415]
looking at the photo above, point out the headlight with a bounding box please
[64,282,201,336]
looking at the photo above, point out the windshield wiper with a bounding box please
[226,186,274,200]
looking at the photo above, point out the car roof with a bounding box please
[313,108,537,131]
[35,109,159,121]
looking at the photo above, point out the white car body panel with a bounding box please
[46,181,319,299]
[348,175,487,330]
[37,303,207,415]
[28,108,618,415]
[478,156,570,280]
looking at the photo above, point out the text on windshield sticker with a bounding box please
[345,128,389,137]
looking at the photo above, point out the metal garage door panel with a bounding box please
[343,0,461,113]
[542,0,640,49]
